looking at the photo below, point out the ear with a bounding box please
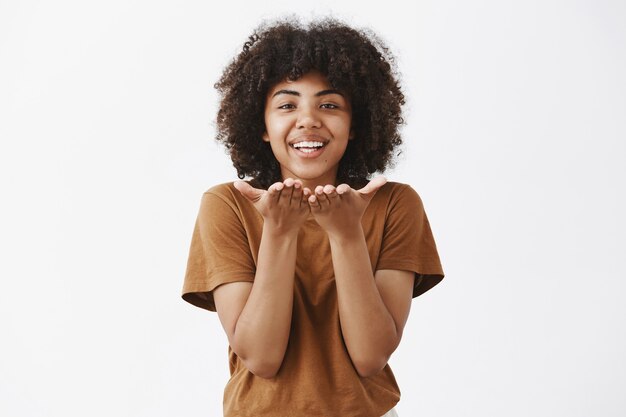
[348,128,355,140]
[262,131,270,142]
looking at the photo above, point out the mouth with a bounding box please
[289,134,329,157]
[289,138,328,158]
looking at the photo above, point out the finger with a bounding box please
[268,181,285,202]
[308,193,321,210]
[336,183,351,195]
[279,178,295,204]
[314,185,330,208]
[291,179,303,207]
[233,181,263,202]
[323,184,339,204]
[358,175,387,195]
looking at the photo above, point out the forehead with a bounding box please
[267,71,341,97]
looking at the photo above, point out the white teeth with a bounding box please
[292,141,324,148]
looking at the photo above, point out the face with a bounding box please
[263,70,354,189]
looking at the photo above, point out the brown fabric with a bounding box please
[182,180,445,417]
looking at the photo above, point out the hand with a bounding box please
[233,178,312,235]
[306,176,387,238]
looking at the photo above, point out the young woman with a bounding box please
[182,17,445,417]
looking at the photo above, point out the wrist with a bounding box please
[263,221,300,239]
[327,224,364,244]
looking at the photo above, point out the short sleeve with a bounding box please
[181,191,256,311]
[375,184,445,298]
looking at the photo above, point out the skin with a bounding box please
[213,71,415,379]
[262,70,354,192]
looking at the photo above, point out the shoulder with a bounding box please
[201,179,258,206]
[363,180,423,222]
[374,181,423,207]
[377,180,414,194]
[203,181,237,201]
[198,180,260,220]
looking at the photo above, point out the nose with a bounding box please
[296,105,321,129]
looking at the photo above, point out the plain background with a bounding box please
[1,0,625,416]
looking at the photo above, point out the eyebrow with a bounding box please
[271,89,345,98]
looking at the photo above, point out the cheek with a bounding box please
[265,115,289,135]
[332,116,352,135]
[263,113,272,132]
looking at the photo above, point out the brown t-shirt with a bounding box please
[181,180,445,417]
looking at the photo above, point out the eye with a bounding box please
[278,103,295,110]
[320,103,339,109]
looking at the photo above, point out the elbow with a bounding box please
[242,358,282,379]
[249,366,279,379]
[230,337,285,379]
[353,357,388,378]
[353,341,398,378]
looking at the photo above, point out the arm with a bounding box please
[328,228,415,378]
[213,224,298,379]
[305,177,414,377]
[213,179,310,379]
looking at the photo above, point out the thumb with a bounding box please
[358,175,387,196]
[233,180,264,203]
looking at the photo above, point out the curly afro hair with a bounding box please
[214,16,406,190]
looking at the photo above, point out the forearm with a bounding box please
[233,224,297,377]
[328,226,399,377]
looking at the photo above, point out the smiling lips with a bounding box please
[292,141,325,152]
[289,135,329,158]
